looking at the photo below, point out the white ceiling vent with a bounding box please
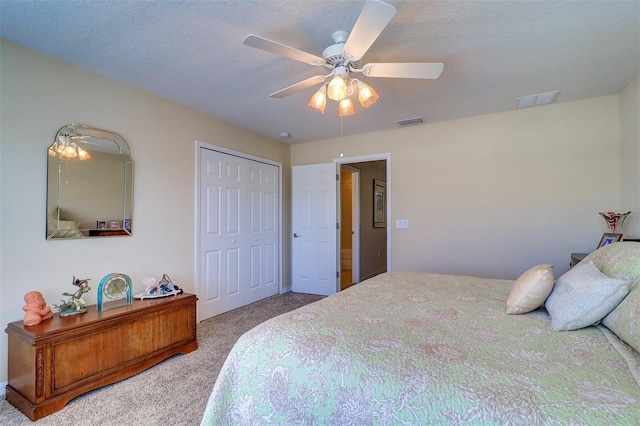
[395,117,425,127]
[517,91,559,109]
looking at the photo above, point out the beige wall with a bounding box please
[621,74,640,236]
[292,95,623,280]
[0,40,291,385]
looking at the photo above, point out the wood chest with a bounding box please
[5,292,198,420]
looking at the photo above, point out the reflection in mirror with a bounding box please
[46,123,133,239]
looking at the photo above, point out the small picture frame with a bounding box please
[110,220,120,230]
[97,221,106,230]
[373,179,386,228]
[597,233,623,249]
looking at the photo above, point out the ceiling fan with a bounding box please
[243,0,444,116]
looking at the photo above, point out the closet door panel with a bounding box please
[199,148,280,319]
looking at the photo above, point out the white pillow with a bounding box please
[47,219,84,238]
[545,261,630,331]
[506,264,555,314]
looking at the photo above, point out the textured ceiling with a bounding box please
[1,0,638,144]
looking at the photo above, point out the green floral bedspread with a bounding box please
[201,272,640,425]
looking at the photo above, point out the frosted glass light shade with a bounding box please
[308,87,327,113]
[338,98,356,117]
[77,147,91,160]
[62,145,77,158]
[357,82,379,108]
[327,76,347,101]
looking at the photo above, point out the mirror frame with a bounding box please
[46,123,133,239]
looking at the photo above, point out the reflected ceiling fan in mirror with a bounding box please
[243,0,444,117]
[49,125,92,160]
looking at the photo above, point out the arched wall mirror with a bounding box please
[46,123,133,239]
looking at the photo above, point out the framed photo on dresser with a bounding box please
[597,233,623,249]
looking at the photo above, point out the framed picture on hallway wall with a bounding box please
[373,179,386,228]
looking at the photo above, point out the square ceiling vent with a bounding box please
[517,91,559,109]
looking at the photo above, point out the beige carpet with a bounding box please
[0,292,324,425]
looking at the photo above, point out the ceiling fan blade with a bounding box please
[269,75,328,98]
[243,34,325,66]
[362,62,444,79]
[342,0,396,61]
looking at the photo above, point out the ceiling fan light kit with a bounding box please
[308,77,380,115]
[243,0,444,118]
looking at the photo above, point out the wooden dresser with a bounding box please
[5,292,198,420]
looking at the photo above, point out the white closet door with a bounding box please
[246,161,279,302]
[199,147,279,319]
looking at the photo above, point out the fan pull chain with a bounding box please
[339,117,344,158]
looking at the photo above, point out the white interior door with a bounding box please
[246,161,279,302]
[198,147,279,319]
[291,163,338,295]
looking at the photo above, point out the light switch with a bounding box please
[396,219,409,229]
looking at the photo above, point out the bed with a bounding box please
[201,242,640,424]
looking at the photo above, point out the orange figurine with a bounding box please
[22,291,53,326]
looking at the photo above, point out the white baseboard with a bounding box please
[281,285,291,293]
[0,380,7,398]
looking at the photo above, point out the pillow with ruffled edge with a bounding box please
[582,242,640,348]
[545,261,630,331]
[506,264,555,314]
[582,241,640,282]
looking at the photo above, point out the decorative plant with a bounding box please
[55,276,91,316]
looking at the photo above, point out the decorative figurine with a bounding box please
[22,291,53,326]
[142,276,157,293]
[135,274,183,299]
[55,276,91,317]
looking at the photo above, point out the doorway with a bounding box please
[340,165,360,290]
[338,158,388,287]
[290,154,390,296]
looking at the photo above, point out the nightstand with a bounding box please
[570,253,588,267]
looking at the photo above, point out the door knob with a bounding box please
[293,233,299,238]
